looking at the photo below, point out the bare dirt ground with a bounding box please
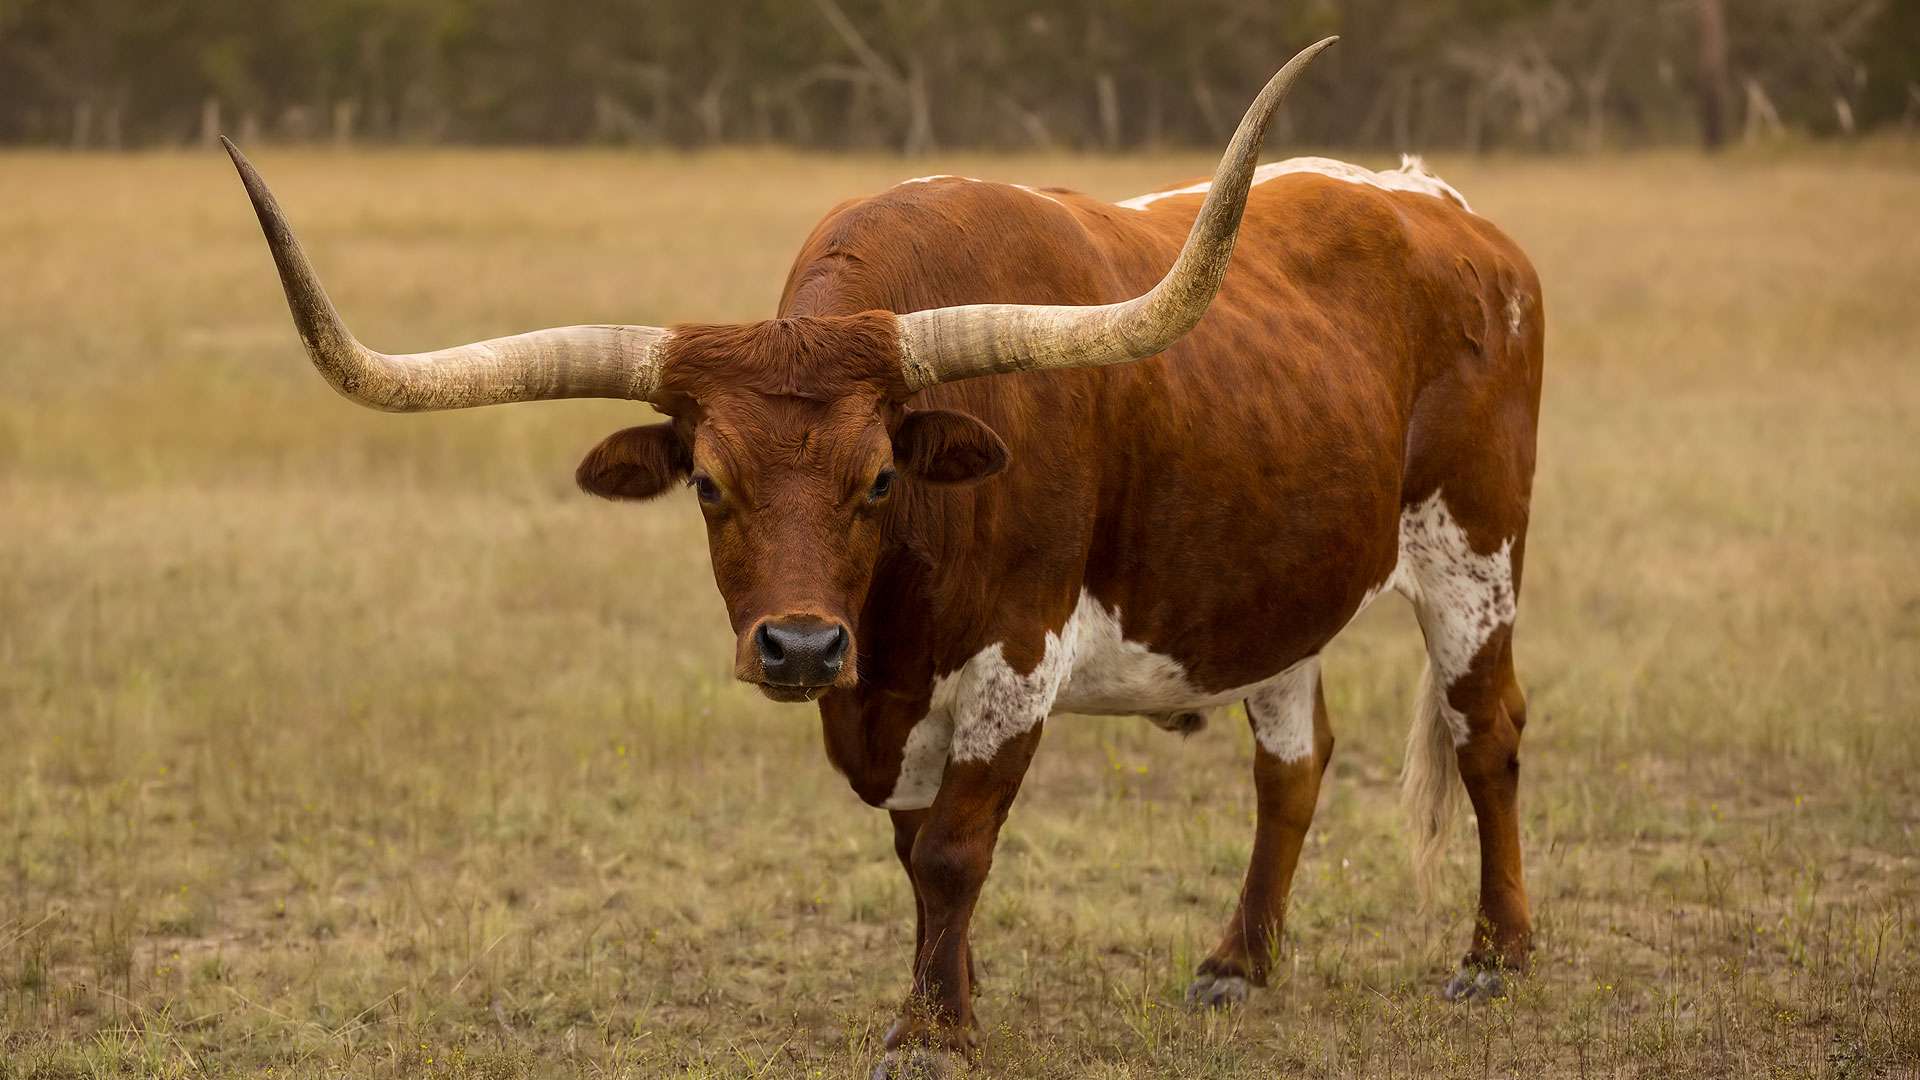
[1,144,1916,1077]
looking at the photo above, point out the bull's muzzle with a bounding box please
[746,616,852,701]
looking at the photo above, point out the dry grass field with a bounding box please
[1,142,1917,1078]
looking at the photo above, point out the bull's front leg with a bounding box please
[873,721,1044,1079]
[888,809,929,964]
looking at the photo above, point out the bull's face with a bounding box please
[574,319,1008,702]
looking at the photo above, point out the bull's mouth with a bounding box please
[756,682,830,704]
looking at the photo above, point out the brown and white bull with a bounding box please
[226,38,1543,1075]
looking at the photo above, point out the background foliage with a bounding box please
[1,0,1916,151]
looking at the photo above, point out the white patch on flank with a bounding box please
[1116,154,1472,213]
[1054,595,1229,715]
[1394,492,1517,744]
[1506,290,1528,339]
[1246,656,1322,762]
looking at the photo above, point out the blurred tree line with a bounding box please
[0,0,1913,152]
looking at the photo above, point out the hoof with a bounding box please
[1184,972,1250,1009]
[1442,966,1507,1003]
[870,1045,965,1080]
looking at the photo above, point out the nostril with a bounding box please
[755,623,785,664]
[755,619,851,685]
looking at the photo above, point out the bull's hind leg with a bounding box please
[1399,493,1532,1000]
[1444,638,1530,999]
[1188,657,1331,1006]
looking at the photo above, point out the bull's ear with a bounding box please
[893,409,1009,486]
[576,423,691,501]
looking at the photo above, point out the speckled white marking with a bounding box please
[1396,492,1517,744]
[1246,656,1321,762]
[1117,154,1472,213]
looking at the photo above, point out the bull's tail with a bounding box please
[1400,662,1461,899]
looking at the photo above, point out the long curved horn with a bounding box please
[892,37,1337,392]
[223,138,672,410]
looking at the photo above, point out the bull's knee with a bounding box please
[1502,679,1528,735]
[891,810,924,869]
[910,831,991,909]
[1314,728,1335,772]
[1456,728,1520,790]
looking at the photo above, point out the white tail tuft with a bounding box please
[1401,662,1461,900]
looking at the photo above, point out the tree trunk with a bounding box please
[693,65,732,145]
[1583,72,1609,153]
[1742,78,1784,143]
[332,101,358,146]
[200,97,222,146]
[1144,79,1163,149]
[901,56,933,156]
[1189,72,1228,142]
[1391,72,1413,151]
[1465,86,1486,155]
[1696,0,1731,151]
[1095,71,1120,151]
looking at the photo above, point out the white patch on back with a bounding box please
[1116,154,1472,213]
[1246,656,1321,762]
[1012,183,1066,207]
[1506,290,1528,338]
[896,174,1064,207]
[1395,493,1517,744]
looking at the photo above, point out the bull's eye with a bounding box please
[866,468,896,503]
[691,474,722,505]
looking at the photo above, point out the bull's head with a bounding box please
[225,39,1333,702]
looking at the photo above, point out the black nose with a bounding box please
[755,619,850,686]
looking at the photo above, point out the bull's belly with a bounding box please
[1050,585,1382,716]
[1050,592,1282,716]
[884,588,1372,810]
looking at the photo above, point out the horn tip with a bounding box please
[220,136,256,180]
